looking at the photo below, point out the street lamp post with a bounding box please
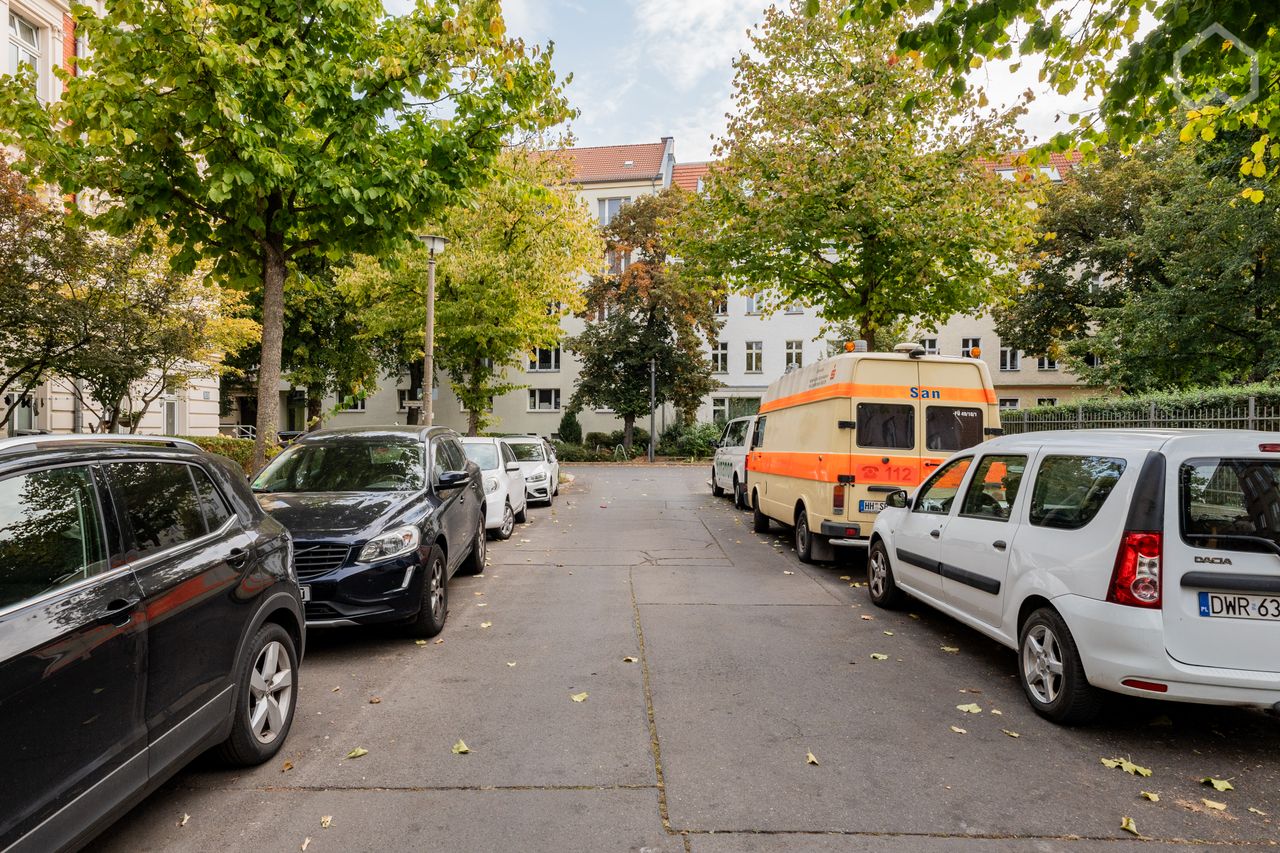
[416,234,448,426]
[648,357,656,463]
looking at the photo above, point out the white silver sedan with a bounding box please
[503,435,559,506]
[460,437,528,540]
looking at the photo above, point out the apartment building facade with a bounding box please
[236,139,1093,439]
[1,0,223,437]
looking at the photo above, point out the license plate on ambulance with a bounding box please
[859,500,886,514]
[299,585,311,603]
[1198,591,1280,620]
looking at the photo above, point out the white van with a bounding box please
[868,429,1280,724]
[712,415,756,508]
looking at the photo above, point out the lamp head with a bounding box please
[416,234,448,256]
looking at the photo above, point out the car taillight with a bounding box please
[1260,443,1280,453]
[833,484,844,514]
[1108,531,1162,608]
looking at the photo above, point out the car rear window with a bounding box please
[509,442,545,461]
[1029,455,1127,530]
[1180,458,1280,554]
[857,403,914,450]
[925,406,983,452]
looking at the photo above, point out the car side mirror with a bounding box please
[437,470,469,491]
[505,461,521,473]
[886,489,909,509]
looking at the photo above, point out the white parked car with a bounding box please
[712,415,755,508]
[460,437,528,540]
[867,429,1280,724]
[503,435,559,505]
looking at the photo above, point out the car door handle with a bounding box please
[100,597,140,627]
[993,540,1007,551]
[226,547,249,569]
[929,529,941,539]
[924,461,941,468]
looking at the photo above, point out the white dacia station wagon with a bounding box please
[868,429,1280,724]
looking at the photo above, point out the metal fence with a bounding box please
[1000,398,1280,434]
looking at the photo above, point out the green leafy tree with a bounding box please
[343,144,601,434]
[0,0,568,466]
[996,135,1280,391]
[837,0,1280,194]
[568,189,720,449]
[674,2,1039,348]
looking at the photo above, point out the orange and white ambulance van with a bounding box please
[745,342,1001,562]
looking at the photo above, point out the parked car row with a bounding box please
[710,346,1280,725]
[0,427,560,851]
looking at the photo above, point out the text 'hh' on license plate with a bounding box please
[299,585,311,603]
[1198,591,1280,620]
[859,500,886,514]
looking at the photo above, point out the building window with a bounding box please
[743,293,758,314]
[1083,353,1103,368]
[710,396,761,424]
[744,341,763,373]
[1037,397,1058,407]
[961,337,981,358]
[784,302,804,315]
[785,340,803,369]
[529,347,560,372]
[711,397,728,423]
[711,341,728,373]
[338,395,366,412]
[919,338,938,355]
[598,197,630,226]
[8,13,40,95]
[713,297,728,315]
[528,388,561,412]
[398,388,423,412]
[999,347,1021,371]
[1037,355,1059,370]
[605,249,630,276]
[998,398,1020,410]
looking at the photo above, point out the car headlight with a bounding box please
[357,525,421,563]
[484,477,500,494]
[527,471,547,482]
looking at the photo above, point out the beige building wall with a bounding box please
[3,372,222,437]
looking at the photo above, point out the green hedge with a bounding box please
[551,440,614,462]
[180,435,280,474]
[1008,383,1280,418]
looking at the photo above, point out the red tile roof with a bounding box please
[672,161,711,191]
[562,142,669,184]
[981,150,1083,180]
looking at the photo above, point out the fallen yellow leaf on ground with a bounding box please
[1120,816,1139,836]
[345,747,368,760]
[950,726,967,734]
[506,661,517,667]
[806,751,819,766]
[1202,799,1227,811]
[622,656,638,663]
[320,816,332,829]
[870,653,888,661]
[1248,806,1267,816]
[1140,791,1159,802]
[369,696,381,704]
[956,703,982,714]
[883,631,894,636]
[282,760,294,772]
[480,621,492,628]
[1002,729,1020,738]
[940,646,959,653]
[452,739,470,754]
[414,639,427,646]
[1101,757,1152,777]
[571,692,589,702]
[1201,776,1234,792]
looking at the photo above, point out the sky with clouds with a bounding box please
[394,1,1088,162]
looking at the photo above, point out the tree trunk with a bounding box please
[623,415,635,450]
[858,319,878,352]
[253,238,287,470]
[306,396,323,432]
[468,409,480,436]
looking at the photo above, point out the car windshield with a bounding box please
[462,443,500,471]
[508,442,545,462]
[1181,458,1280,553]
[252,438,424,493]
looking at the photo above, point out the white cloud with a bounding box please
[626,0,763,92]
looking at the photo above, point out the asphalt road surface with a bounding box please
[98,466,1280,852]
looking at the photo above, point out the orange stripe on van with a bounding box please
[758,383,997,414]
[750,451,948,486]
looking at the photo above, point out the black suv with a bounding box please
[0,435,303,852]
[250,426,486,637]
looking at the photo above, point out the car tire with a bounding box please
[733,476,744,509]
[711,468,725,497]
[795,509,819,563]
[867,540,906,609]
[217,623,298,767]
[544,489,555,507]
[458,515,487,575]
[514,502,528,524]
[752,491,770,533]
[1018,607,1104,725]
[403,544,448,638]
[493,501,515,541]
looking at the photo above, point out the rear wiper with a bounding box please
[1184,532,1280,557]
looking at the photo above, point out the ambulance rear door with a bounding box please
[845,357,921,532]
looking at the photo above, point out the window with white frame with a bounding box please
[961,337,981,358]
[711,397,728,423]
[998,398,1020,410]
[529,347,560,372]
[1037,355,1059,370]
[398,388,422,411]
[338,395,366,412]
[598,197,630,226]
[743,293,758,314]
[8,12,41,96]
[784,302,804,314]
[744,341,763,373]
[999,347,1021,371]
[784,340,803,369]
[1037,397,1058,407]
[710,341,728,373]
[713,297,728,315]
[528,388,561,412]
[1083,352,1103,368]
[919,337,938,355]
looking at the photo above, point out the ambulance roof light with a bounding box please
[843,340,868,353]
[893,342,927,359]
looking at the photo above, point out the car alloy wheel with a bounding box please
[1021,623,1064,705]
[428,556,445,622]
[249,640,294,745]
[868,548,888,600]
[498,503,515,539]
